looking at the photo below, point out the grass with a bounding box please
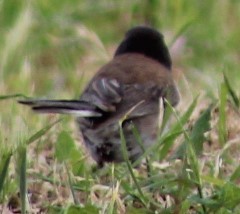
[1,0,240,213]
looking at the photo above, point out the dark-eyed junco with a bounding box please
[19,26,180,166]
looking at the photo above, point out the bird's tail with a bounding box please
[18,99,102,117]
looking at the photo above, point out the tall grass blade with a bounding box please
[224,73,239,108]
[65,162,79,205]
[119,120,147,207]
[166,96,198,135]
[166,99,207,213]
[160,96,198,160]
[26,119,61,145]
[18,145,27,214]
[131,125,152,174]
[0,94,29,100]
[133,96,198,166]
[168,19,195,48]
[218,82,227,146]
[173,105,212,159]
[159,100,172,134]
[0,152,12,194]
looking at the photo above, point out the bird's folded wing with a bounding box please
[81,76,179,112]
[18,77,179,120]
[80,78,123,112]
[80,78,175,128]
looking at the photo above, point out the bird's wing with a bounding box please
[18,77,179,120]
[80,78,124,112]
[80,77,173,128]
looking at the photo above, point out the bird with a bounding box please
[19,26,180,166]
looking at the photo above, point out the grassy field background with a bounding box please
[1,0,240,213]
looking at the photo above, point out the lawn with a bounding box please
[1,0,240,213]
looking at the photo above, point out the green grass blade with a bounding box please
[133,96,198,165]
[160,96,198,160]
[0,152,12,194]
[230,165,240,182]
[0,94,29,100]
[218,82,227,146]
[190,105,211,154]
[217,182,240,210]
[131,125,152,174]
[65,162,79,205]
[201,176,225,187]
[119,120,147,207]
[26,119,61,145]
[65,204,99,214]
[173,105,212,159]
[13,120,60,212]
[159,100,173,135]
[18,145,27,214]
[55,130,78,162]
[158,130,184,160]
[168,19,195,48]
[166,99,207,213]
[224,73,239,108]
[167,96,199,135]
[186,137,207,213]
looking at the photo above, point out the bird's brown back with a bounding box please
[79,53,178,129]
[91,53,173,86]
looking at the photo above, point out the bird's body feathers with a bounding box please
[19,26,180,166]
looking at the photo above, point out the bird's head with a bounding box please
[114,26,172,69]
